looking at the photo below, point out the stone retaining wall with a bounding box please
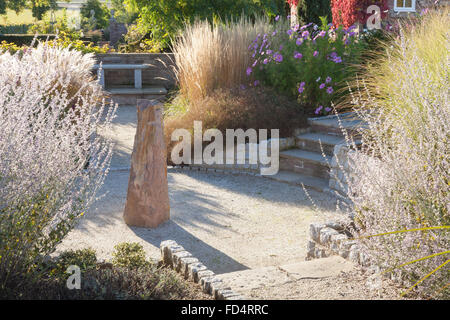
[306,221,371,267]
[173,137,296,175]
[329,143,355,195]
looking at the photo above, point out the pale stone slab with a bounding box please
[279,256,354,279]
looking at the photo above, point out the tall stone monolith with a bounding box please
[123,99,170,228]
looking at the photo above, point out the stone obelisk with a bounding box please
[123,99,170,228]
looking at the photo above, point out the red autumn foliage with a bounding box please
[331,0,388,28]
[287,0,300,7]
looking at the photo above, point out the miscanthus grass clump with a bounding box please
[338,10,449,299]
[0,42,116,293]
[172,16,273,103]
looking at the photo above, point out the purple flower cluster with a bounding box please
[315,105,332,115]
[274,53,283,62]
[245,18,356,116]
[328,51,342,63]
[298,81,305,94]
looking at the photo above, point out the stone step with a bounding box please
[295,132,345,156]
[105,86,167,105]
[279,149,331,179]
[107,86,168,95]
[263,170,329,193]
[217,256,355,298]
[307,112,366,137]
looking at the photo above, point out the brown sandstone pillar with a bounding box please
[123,99,170,228]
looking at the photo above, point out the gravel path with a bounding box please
[57,105,404,299]
[59,106,336,272]
[59,167,338,274]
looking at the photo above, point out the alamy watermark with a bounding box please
[171,121,280,175]
[66,265,81,290]
[366,5,382,30]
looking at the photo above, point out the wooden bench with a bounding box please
[93,64,151,89]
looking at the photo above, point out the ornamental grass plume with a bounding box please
[0,42,117,291]
[172,16,273,102]
[336,9,449,299]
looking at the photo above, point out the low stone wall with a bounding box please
[328,143,356,195]
[175,137,295,175]
[160,240,244,300]
[306,221,371,267]
[95,53,176,89]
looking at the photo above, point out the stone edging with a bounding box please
[160,240,245,300]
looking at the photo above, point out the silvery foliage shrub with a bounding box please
[0,42,116,282]
[337,32,449,298]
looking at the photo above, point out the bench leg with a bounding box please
[97,69,105,88]
[134,69,142,89]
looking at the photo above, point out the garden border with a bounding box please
[160,240,245,300]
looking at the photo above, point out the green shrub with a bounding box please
[0,40,22,53]
[30,0,57,21]
[0,34,57,46]
[118,23,162,53]
[126,0,286,51]
[0,24,32,34]
[249,16,364,115]
[297,0,332,26]
[29,8,73,34]
[80,0,111,30]
[54,248,97,275]
[73,264,190,299]
[111,0,138,24]
[0,247,204,300]
[164,86,307,160]
[112,242,149,269]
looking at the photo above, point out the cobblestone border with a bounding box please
[160,240,245,300]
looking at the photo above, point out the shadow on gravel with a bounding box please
[131,221,249,274]
[168,168,337,212]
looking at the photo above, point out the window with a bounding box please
[394,0,416,12]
